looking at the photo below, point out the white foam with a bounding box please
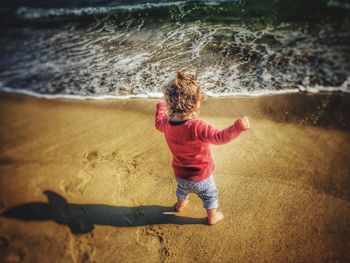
[16,2,186,19]
[1,19,349,101]
[1,85,349,102]
[0,86,163,100]
[297,77,350,93]
[327,0,350,9]
[205,89,300,97]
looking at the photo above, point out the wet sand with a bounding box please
[0,92,349,262]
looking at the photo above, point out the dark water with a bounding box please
[0,0,349,98]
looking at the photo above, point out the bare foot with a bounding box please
[175,198,189,212]
[208,211,224,226]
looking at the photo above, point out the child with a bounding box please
[155,71,250,225]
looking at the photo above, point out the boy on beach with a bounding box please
[155,71,250,225]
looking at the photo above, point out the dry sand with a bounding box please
[0,92,349,262]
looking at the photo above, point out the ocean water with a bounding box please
[0,0,349,99]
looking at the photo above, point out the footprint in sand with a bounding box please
[66,233,95,263]
[136,226,171,261]
[60,150,144,198]
[0,236,9,260]
[60,150,99,196]
[107,150,143,172]
[104,150,144,198]
[0,238,26,263]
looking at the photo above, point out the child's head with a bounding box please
[162,71,202,120]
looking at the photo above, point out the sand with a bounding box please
[0,92,349,262]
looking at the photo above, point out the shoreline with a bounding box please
[1,90,349,129]
[0,91,349,262]
[0,86,349,101]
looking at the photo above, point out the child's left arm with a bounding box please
[155,101,167,133]
[193,116,250,145]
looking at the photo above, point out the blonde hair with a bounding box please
[162,71,202,120]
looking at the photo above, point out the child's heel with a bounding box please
[206,209,224,225]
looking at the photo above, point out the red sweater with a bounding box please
[155,101,247,181]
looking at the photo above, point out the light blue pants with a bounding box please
[175,174,219,209]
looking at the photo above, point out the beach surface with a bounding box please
[0,92,349,262]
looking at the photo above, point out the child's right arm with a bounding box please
[193,117,250,145]
[155,101,167,133]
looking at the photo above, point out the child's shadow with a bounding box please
[1,190,207,234]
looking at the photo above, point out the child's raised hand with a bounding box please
[240,116,251,130]
[157,100,166,107]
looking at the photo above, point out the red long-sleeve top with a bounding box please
[155,101,247,181]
